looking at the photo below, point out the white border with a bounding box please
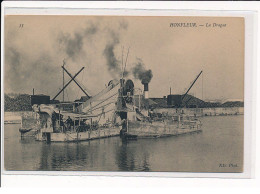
[1,1,258,184]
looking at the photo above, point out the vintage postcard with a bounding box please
[3,13,247,175]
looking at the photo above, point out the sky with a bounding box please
[4,16,244,101]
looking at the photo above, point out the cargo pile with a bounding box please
[5,94,32,111]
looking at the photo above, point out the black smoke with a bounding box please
[132,58,153,84]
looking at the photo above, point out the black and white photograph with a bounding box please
[3,15,245,173]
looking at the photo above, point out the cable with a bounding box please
[87,100,115,113]
[84,92,118,114]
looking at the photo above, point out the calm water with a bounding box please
[4,116,243,172]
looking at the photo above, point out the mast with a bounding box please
[121,46,124,79]
[52,67,85,101]
[123,47,130,79]
[62,66,90,98]
[62,59,65,102]
[202,71,204,101]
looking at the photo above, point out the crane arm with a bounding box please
[182,70,203,101]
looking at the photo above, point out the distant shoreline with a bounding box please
[4,93,244,112]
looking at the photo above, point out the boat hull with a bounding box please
[35,127,121,142]
[124,120,202,139]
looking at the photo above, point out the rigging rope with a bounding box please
[84,92,118,114]
[87,101,115,113]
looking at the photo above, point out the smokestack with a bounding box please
[33,88,35,95]
[143,83,149,99]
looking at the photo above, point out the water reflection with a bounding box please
[19,137,35,144]
[116,139,150,171]
[4,116,244,172]
[35,137,151,171]
[38,141,96,171]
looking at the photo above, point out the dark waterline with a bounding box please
[4,115,243,172]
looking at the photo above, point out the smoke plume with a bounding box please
[103,22,128,78]
[5,45,59,95]
[103,31,121,75]
[58,20,128,78]
[58,23,98,61]
[132,58,153,84]
[5,17,129,99]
